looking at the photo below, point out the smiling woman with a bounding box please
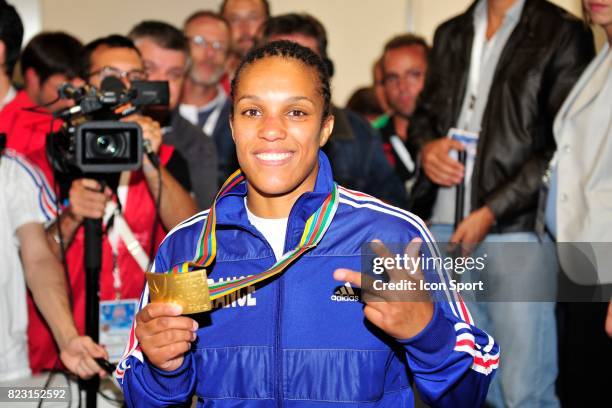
[117,41,500,408]
[230,41,333,217]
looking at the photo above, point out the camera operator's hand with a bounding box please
[68,178,113,221]
[122,114,162,155]
[60,335,108,379]
[136,303,198,372]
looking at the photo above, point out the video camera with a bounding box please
[48,76,169,174]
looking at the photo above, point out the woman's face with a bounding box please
[584,0,612,27]
[231,56,333,198]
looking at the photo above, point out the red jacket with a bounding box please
[0,90,63,156]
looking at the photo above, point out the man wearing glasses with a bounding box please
[27,34,197,374]
[179,11,237,186]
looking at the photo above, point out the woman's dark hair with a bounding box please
[20,32,83,84]
[231,40,331,119]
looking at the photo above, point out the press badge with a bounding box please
[99,299,139,362]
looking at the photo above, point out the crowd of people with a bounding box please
[0,0,610,407]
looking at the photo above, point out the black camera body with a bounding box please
[48,78,168,175]
[76,121,143,173]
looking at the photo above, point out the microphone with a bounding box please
[100,76,125,93]
[58,83,86,100]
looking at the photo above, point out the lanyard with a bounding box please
[106,171,151,298]
[170,169,340,301]
[389,134,415,173]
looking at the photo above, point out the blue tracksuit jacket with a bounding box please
[117,152,499,407]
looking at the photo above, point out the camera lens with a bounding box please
[87,132,127,159]
[97,135,118,155]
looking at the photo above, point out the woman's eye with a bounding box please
[287,109,307,117]
[241,108,260,117]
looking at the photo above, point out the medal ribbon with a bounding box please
[170,168,339,301]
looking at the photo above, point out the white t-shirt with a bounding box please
[179,86,227,136]
[0,150,55,382]
[245,203,288,262]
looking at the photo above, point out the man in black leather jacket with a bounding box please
[407,0,594,406]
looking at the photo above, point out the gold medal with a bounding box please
[145,269,212,314]
[146,170,339,316]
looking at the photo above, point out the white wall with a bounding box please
[33,0,601,104]
[11,0,42,46]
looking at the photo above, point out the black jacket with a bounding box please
[407,0,594,232]
[210,99,239,187]
[165,112,218,209]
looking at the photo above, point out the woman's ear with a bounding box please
[319,114,334,147]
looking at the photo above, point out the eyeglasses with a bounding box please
[89,66,148,82]
[188,35,228,53]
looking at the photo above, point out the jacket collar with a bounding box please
[457,0,538,65]
[460,0,536,27]
[214,151,335,246]
[554,43,611,138]
[564,43,610,120]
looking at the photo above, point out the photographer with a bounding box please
[26,35,197,374]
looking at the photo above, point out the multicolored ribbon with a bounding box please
[169,168,339,301]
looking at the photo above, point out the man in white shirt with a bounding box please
[0,146,107,383]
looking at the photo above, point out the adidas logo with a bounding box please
[330,283,360,302]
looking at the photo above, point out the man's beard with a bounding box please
[189,65,224,86]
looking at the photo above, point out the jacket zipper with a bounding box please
[275,272,283,407]
[233,223,283,406]
[275,214,299,407]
